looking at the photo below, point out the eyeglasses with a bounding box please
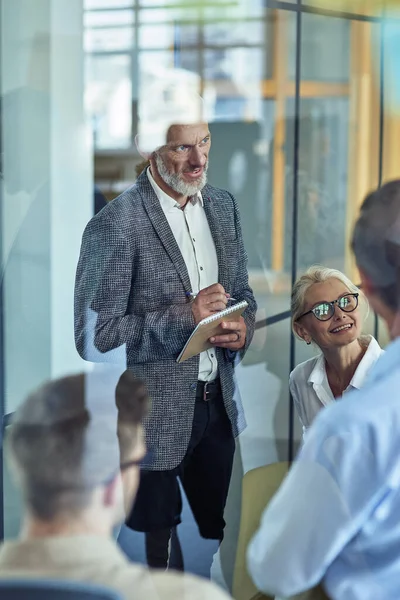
[298,293,359,322]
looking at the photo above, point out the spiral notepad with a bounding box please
[176,300,248,363]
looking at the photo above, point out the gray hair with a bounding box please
[352,180,400,311]
[291,265,364,336]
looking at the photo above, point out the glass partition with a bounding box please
[1,0,398,594]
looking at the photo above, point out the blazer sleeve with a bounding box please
[228,192,257,361]
[74,213,196,364]
[289,371,309,438]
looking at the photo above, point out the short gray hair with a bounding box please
[352,180,400,311]
[291,265,363,335]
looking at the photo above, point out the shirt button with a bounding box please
[210,354,214,358]
[190,383,197,391]
[200,266,203,271]
[192,238,195,242]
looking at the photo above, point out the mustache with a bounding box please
[184,162,208,173]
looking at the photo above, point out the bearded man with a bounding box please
[74,109,257,570]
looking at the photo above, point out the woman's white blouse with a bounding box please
[289,335,384,437]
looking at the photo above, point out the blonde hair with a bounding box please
[291,265,366,337]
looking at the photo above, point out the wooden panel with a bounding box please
[383,113,400,181]
[262,81,349,98]
[345,20,380,280]
[302,0,385,16]
[297,82,349,97]
[209,80,348,100]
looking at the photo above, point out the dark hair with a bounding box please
[352,180,400,311]
[7,370,148,520]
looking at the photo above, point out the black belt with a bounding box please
[196,379,222,402]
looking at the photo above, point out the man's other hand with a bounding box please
[191,283,227,325]
[209,317,246,350]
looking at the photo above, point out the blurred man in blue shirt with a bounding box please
[247,180,400,600]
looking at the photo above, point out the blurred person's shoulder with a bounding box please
[0,537,232,600]
[114,563,232,600]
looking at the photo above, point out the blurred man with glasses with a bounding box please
[0,369,231,600]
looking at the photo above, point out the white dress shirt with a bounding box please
[290,335,383,437]
[147,168,218,381]
[247,337,400,600]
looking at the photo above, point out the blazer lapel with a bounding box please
[203,191,229,292]
[139,178,192,293]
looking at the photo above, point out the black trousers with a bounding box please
[127,380,235,542]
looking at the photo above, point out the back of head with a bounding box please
[352,180,400,313]
[6,370,148,522]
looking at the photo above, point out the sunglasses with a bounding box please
[298,293,359,322]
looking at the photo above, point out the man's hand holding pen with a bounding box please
[190,283,228,325]
[189,283,246,351]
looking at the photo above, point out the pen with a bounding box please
[186,292,237,302]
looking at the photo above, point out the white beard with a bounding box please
[155,153,208,197]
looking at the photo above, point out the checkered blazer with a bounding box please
[74,171,257,470]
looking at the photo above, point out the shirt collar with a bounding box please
[146,167,203,211]
[308,354,326,386]
[350,335,383,389]
[307,335,383,390]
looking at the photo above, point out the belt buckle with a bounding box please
[203,382,211,402]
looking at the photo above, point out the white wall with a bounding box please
[0,0,92,413]
[49,0,93,378]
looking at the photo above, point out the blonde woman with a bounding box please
[290,265,383,437]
